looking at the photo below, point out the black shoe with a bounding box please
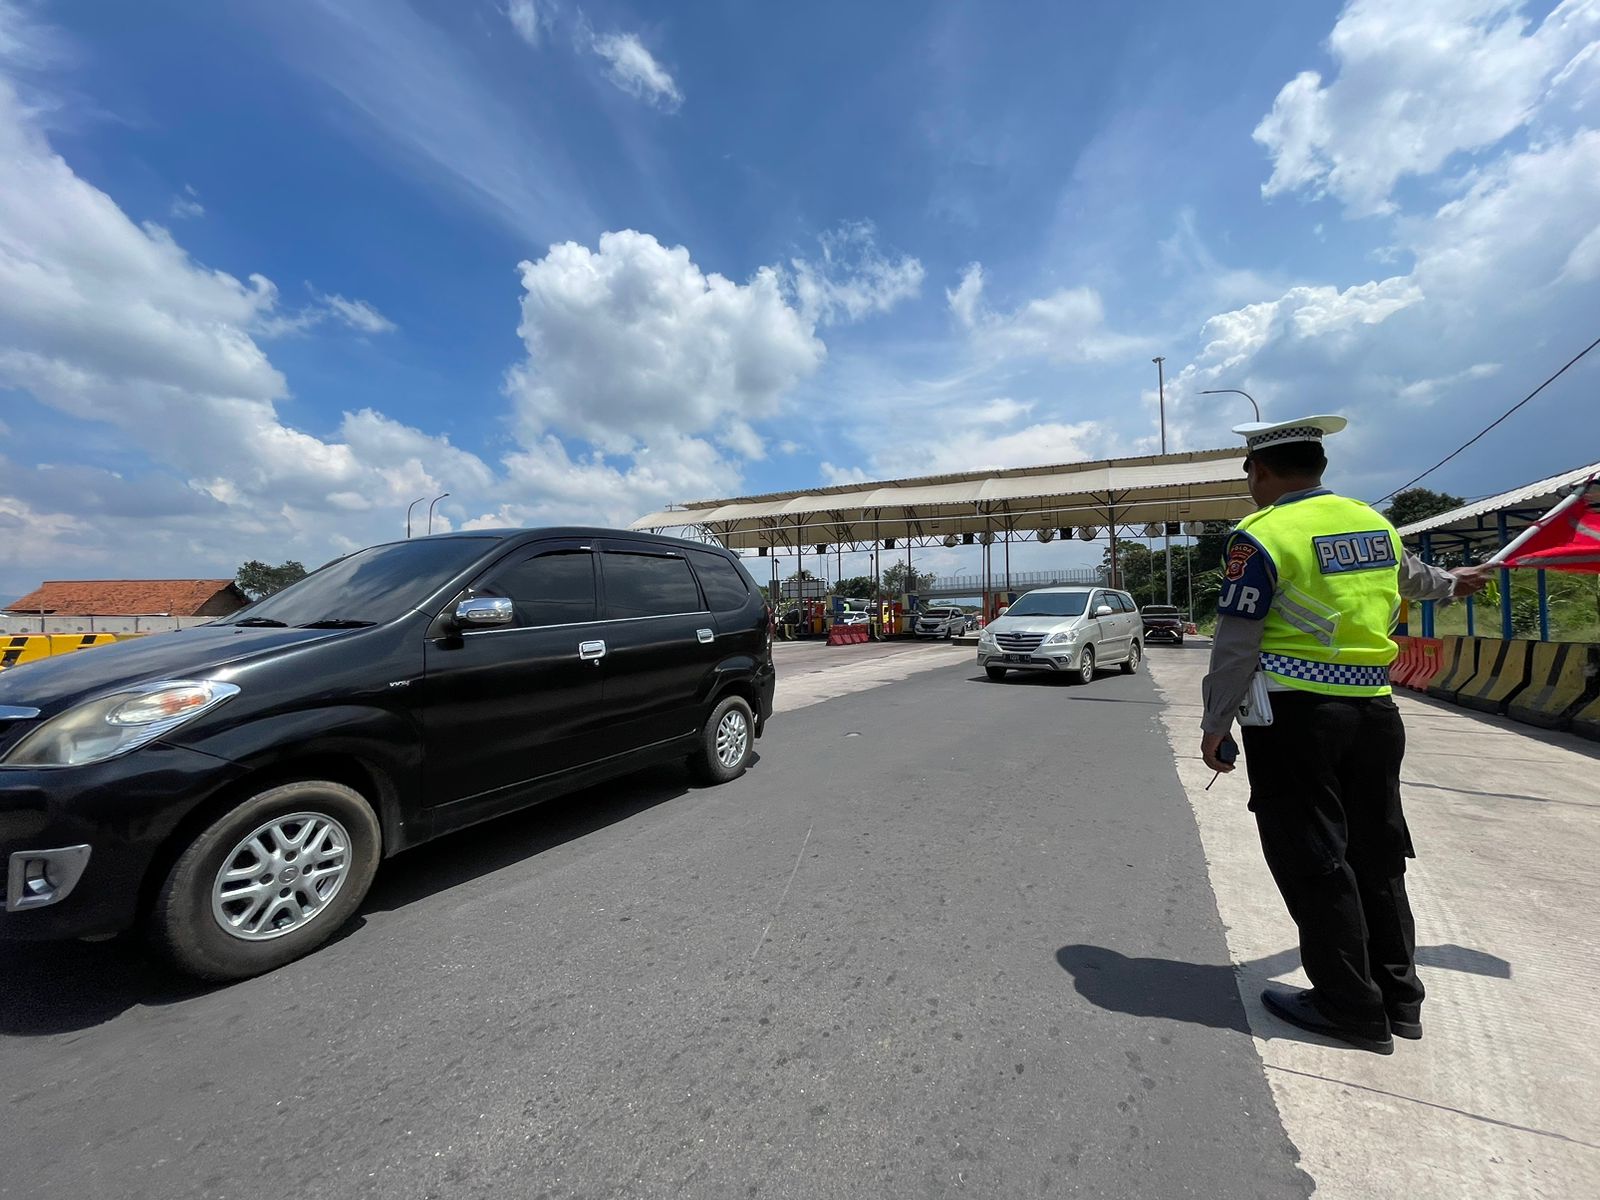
[1386,1004,1422,1040]
[1261,987,1394,1055]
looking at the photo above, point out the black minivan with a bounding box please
[0,529,775,980]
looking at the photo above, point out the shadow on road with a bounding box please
[0,763,707,1037]
[1056,944,1252,1033]
[1055,941,1512,1039]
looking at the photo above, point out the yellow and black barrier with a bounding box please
[1426,635,1479,703]
[0,631,126,671]
[1455,638,1533,716]
[1507,642,1596,730]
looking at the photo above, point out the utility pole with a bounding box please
[1153,356,1172,605]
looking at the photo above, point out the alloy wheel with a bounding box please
[211,812,353,941]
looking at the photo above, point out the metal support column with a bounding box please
[1497,512,1513,639]
[1420,533,1435,637]
[1537,569,1549,641]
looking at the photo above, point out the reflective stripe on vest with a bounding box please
[1236,494,1403,698]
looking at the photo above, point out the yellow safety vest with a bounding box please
[1232,493,1403,697]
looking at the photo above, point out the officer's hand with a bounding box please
[1201,732,1234,773]
[1450,564,1495,597]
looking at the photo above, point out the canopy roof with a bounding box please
[631,448,1255,550]
[1396,459,1600,547]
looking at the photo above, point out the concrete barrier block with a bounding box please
[1456,639,1534,715]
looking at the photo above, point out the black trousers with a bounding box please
[1241,690,1424,1025]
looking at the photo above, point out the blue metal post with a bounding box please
[1466,593,1475,636]
[1496,512,1513,639]
[1420,533,1436,638]
[1537,570,1549,641]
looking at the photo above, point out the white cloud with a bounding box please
[506,0,545,48]
[506,229,825,455]
[169,184,204,220]
[946,262,1151,362]
[591,31,681,110]
[1408,127,1600,303]
[1255,0,1600,216]
[319,293,397,334]
[788,222,924,326]
[263,0,598,245]
[818,462,869,486]
[0,72,482,581]
[1396,362,1502,404]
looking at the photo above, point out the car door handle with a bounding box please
[697,628,715,644]
[578,640,607,661]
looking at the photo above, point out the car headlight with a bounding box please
[1045,629,1080,645]
[979,629,996,643]
[2,680,240,768]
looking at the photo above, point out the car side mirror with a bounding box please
[1094,605,1114,617]
[455,596,514,628]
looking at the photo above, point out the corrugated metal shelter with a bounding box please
[1396,459,1600,640]
[632,448,1253,550]
[631,448,1256,600]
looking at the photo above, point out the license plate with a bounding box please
[1006,653,1028,663]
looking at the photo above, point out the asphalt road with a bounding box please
[1,651,1310,1199]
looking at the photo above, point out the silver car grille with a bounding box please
[995,631,1047,651]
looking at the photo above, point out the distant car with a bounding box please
[836,610,870,626]
[913,606,967,640]
[1140,604,1185,645]
[977,586,1143,683]
[963,614,980,633]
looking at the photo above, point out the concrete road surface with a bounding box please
[2,651,1310,1199]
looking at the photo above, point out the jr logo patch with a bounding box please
[1313,530,1396,574]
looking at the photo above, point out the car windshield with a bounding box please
[1005,591,1090,617]
[222,536,498,628]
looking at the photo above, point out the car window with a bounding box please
[602,551,705,620]
[1004,591,1089,617]
[689,549,751,615]
[479,548,597,628]
[1118,594,1136,612]
[226,535,497,627]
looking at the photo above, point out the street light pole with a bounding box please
[426,492,450,535]
[1198,388,1261,421]
[405,496,425,538]
[1153,356,1172,605]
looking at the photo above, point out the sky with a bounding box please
[1,0,1598,602]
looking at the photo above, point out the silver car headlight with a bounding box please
[979,628,996,644]
[2,680,240,768]
[1045,629,1080,645]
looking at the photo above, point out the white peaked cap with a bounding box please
[1231,415,1348,452]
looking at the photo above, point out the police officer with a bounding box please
[1199,415,1491,1054]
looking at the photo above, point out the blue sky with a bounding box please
[2,0,1598,600]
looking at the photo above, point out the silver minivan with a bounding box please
[976,586,1142,683]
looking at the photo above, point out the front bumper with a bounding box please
[976,644,1087,672]
[1143,626,1184,642]
[0,743,245,941]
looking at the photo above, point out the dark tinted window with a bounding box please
[1004,591,1089,617]
[225,536,496,627]
[690,550,751,614]
[603,551,704,619]
[1116,594,1136,612]
[484,550,596,626]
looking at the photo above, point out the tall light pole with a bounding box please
[1199,388,1261,421]
[426,492,450,535]
[405,496,426,538]
[1153,356,1172,605]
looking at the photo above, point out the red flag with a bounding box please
[1494,481,1600,574]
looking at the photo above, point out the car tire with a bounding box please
[1071,645,1095,685]
[689,695,755,785]
[985,665,1007,681]
[1121,641,1141,674]
[148,780,381,982]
